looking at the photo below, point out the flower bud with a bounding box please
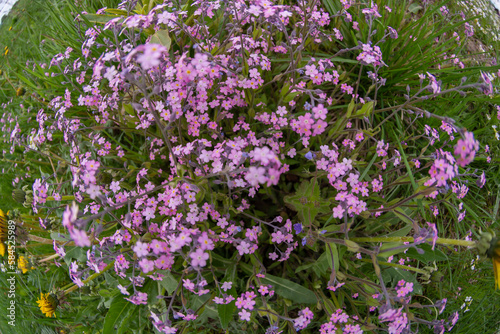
[477,231,494,255]
[12,189,26,203]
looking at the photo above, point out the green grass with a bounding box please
[0,0,499,332]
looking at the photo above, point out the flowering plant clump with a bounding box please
[1,0,499,332]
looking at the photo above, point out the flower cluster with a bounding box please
[0,0,494,332]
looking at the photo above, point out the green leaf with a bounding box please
[102,295,137,334]
[50,231,70,242]
[105,9,129,16]
[295,251,329,276]
[321,0,338,15]
[344,240,360,252]
[283,178,331,226]
[408,3,423,14]
[346,100,355,118]
[381,267,423,295]
[280,82,290,98]
[354,101,374,117]
[82,13,118,25]
[159,272,178,294]
[261,274,318,304]
[218,299,236,329]
[392,207,415,226]
[405,243,448,263]
[63,247,87,266]
[149,29,171,50]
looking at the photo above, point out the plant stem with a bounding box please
[63,261,115,294]
[350,236,476,247]
[359,258,428,274]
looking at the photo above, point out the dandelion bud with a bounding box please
[476,231,494,255]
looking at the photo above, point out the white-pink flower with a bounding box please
[245,166,267,187]
[190,248,209,267]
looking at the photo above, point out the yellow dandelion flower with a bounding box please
[487,237,500,290]
[36,293,58,318]
[0,209,6,257]
[16,87,25,96]
[17,256,29,274]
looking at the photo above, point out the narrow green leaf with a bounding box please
[82,13,118,25]
[355,101,374,117]
[326,242,339,272]
[105,9,128,16]
[261,274,318,304]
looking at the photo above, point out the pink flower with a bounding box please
[69,228,91,247]
[238,309,251,321]
[139,258,155,273]
[258,285,269,295]
[197,232,214,250]
[250,146,276,166]
[118,284,129,295]
[236,241,253,255]
[221,281,232,291]
[110,181,120,192]
[62,202,79,228]
[190,248,209,267]
[133,241,150,257]
[245,166,267,187]
[136,44,166,70]
[184,191,196,203]
[150,239,163,255]
[155,255,173,270]
[332,205,344,219]
[312,104,327,120]
[183,279,195,291]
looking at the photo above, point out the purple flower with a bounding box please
[293,223,303,234]
[125,291,148,305]
[477,171,486,188]
[447,311,459,331]
[378,306,402,322]
[62,202,79,228]
[427,222,438,250]
[388,26,398,39]
[69,228,91,247]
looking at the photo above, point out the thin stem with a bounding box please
[350,236,476,247]
[63,261,114,294]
